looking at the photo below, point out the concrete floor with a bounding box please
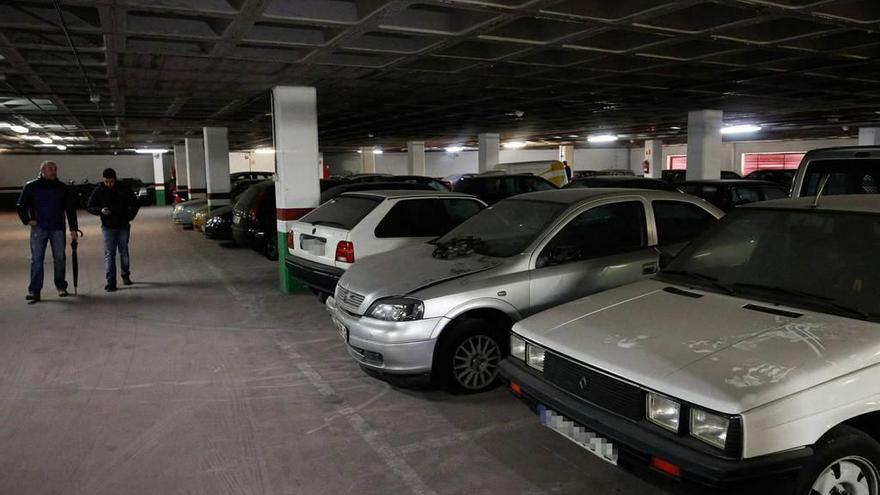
[0,207,684,495]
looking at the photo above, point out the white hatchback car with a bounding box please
[286,190,485,298]
[503,195,880,494]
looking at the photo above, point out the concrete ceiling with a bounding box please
[2,0,880,153]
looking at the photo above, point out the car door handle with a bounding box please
[642,263,658,275]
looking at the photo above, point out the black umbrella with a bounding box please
[71,229,83,295]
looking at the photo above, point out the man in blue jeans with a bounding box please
[16,160,80,303]
[87,168,139,292]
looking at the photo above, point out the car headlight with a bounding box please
[366,298,424,321]
[690,409,730,449]
[647,393,681,433]
[510,334,526,361]
[526,343,545,372]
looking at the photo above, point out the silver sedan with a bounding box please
[327,188,724,392]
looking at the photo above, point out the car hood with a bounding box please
[207,205,233,218]
[337,243,503,309]
[515,279,880,414]
[178,199,207,210]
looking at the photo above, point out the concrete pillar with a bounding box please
[478,133,500,173]
[859,128,880,145]
[151,152,166,205]
[559,144,574,167]
[686,110,723,180]
[407,141,426,176]
[272,86,321,293]
[360,147,376,173]
[173,143,188,201]
[644,140,663,179]
[203,127,231,211]
[185,137,207,199]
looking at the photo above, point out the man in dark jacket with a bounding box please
[87,168,139,292]
[17,160,80,303]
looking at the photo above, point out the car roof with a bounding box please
[510,188,689,204]
[575,176,664,182]
[683,179,780,186]
[460,173,542,180]
[341,190,478,199]
[742,194,880,214]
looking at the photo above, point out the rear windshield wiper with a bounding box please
[310,220,346,228]
[731,282,872,320]
[660,269,735,295]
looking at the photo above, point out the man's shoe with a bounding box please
[104,284,117,292]
[58,289,69,297]
[26,292,38,301]
[122,276,133,286]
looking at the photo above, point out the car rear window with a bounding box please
[375,198,484,238]
[800,159,880,196]
[300,195,382,230]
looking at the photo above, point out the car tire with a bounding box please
[264,236,278,261]
[434,318,507,394]
[795,425,880,495]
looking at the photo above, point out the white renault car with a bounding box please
[286,190,485,298]
[503,195,880,494]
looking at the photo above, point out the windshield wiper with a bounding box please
[310,220,346,228]
[731,282,872,320]
[660,269,735,295]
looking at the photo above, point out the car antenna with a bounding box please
[811,174,831,209]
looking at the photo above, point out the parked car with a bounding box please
[565,176,679,191]
[172,198,207,228]
[287,190,486,299]
[320,181,437,204]
[680,179,789,212]
[502,194,880,494]
[792,146,880,198]
[326,189,724,392]
[190,179,263,232]
[231,180,278,259]
[202,205,234,239]
[231,171,274,183]
[663,170,742,183]
[744,169,796,192]
[449,173,556,204]
[120,178,152,206]
[572,169,636,179]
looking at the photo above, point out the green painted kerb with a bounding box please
[155,189,166,206]
[278,231,310,294]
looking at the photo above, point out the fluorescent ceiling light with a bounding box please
[372,149,383,155]
[10,125,29,134]
[503,141,527,149]
[721,124,761,135]
[254,148,275,154]
[56,144,67,151]
[134,148,169,154]
[587,134,618,143]
[39,136,52,144]
[445,146,464,153]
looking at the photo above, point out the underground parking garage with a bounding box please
[2,1,880,494]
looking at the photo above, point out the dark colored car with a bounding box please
[662,170,742,183]
[449,174,557,204]
[564,176,679,191]
[120,178,152,206]
[200,179,264,240]
[231,180,278,260]
[231,171,274,183]
[744,169,796,192]
[680,180,789,212]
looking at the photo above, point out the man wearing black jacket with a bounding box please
[87,168,139,292]
[17,160,80,303]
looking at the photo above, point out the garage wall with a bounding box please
[229,152,276,173]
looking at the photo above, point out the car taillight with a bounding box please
[248,206,258,221]
[288,230,295,250]
[335,241,355,263]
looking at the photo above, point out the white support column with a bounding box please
[360,147,376,173]
[686,110,723,180]
[859,128,880,145]
[644,140,663,179]
[173,143,187,200]
[478,133,500,173]
[272,86,321,293]
[185,137,207,199]
[407,141,426,176]
[152,152,167,205]
[558,144,574,167]
[203,127,231,210]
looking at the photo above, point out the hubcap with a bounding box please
[452,335,501,390]
[811,457,879,495]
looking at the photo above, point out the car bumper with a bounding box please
[286,255,343,295]
[499,359,811,494]
[325,296,441,374]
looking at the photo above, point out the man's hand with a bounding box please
[27,220,37,227]
[70,230,79,242]
[101,207,111,216]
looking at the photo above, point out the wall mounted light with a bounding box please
[721,124,761,135]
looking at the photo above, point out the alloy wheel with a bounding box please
[811,456,879,495]
[452,334,501,390]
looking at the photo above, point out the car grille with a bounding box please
[336,285,365,313]
[543,353,645,421]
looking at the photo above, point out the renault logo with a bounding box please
[578,376,588,391]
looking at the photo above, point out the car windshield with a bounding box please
[435,199,566,257]
[662,208,880,321]
[800,159,880,196]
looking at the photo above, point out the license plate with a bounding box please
[300,235,326,255]
[538,405,618,465]
[333,318,349,343]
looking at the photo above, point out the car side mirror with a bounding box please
[657,249,676,269]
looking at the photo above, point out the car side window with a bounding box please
[652,200,718,246]
[539,201,647,266]
[526,177,556,191]
[730,186,762,205]
[761,186,788,200]
[443,199,484,230]
[375,199,448,238]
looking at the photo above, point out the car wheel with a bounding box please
[264,236,278,261]
[435,318,506,394]
[796,425,880,495]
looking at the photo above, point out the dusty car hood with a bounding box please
[337,243,503,307]
[515,279,880,414]
[178,199,207,211]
